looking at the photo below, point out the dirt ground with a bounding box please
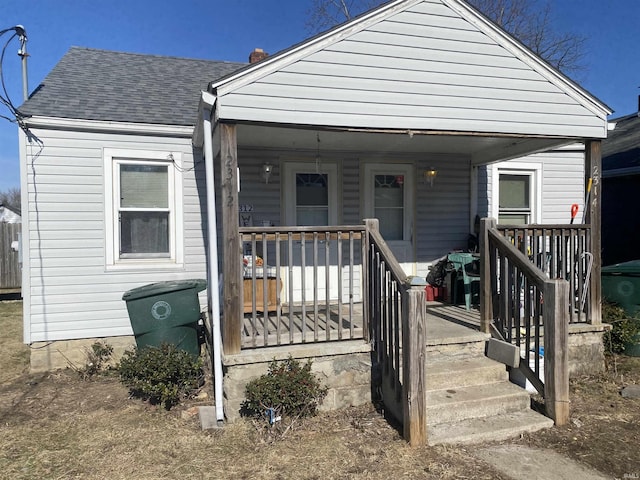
[1,300,639,479]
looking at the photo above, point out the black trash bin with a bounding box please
[122,279,207,357]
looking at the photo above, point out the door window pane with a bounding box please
[296,173,329,226]
[374,175,404,240]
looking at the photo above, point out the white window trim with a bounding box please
[491,161,542,224]
[104,148,184,270]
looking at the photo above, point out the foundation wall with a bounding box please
[30,336,136,373]
[222,341,374,422]
[568,324,609,376]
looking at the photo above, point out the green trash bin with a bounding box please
[602,261,640,356]
[122,279,207,357]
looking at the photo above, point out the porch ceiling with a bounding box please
[235,124,578,166]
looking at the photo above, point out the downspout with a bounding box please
[201,93,224,425]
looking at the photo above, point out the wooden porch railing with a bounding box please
[236,225,367,348]
[364,219,427,446]
[480,218,569,425]
[497,223,595,324]
[227,220,428,445]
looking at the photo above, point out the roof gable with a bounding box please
[212,0,609,138]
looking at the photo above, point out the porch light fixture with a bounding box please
[262,163,273,184]
[424,167,438,187]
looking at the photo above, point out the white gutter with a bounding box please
[24,116,194,137]
[201,92,224,425]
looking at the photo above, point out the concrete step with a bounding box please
[427,381,531,425]
[428,409,554,445]
[427,354,508,390]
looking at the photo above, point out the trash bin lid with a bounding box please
[122,279,207,301]
[602,260,640,276]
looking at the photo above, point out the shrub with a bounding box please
[242,357,327,425]
[67,341,114,379]
[82,341,114,378]
[117,343,203,409]
[603,302,640,355]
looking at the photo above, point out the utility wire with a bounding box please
[0,26,27,130]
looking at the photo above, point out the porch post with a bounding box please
[220,123,242,354]
[362,218,379,343]
[479,217,496,334]
[585,140,602,325]
[543,278,570,425]
[402,282,428,446]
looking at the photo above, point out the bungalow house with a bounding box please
[19,0,610,444]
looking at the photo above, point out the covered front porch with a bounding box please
[194,0,611,444]
[199,110,607,447]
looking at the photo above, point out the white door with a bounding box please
[363,164,415,275]
[283,162,340,303]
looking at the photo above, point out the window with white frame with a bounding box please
[104,149,183,267]
[492,163,541,225]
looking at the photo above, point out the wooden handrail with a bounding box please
[488,228,548,288]
[364,218,427,446]
[240,225,367,234]
[367,228,409,289]
[483,218,570,426]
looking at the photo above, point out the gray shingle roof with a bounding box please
[603,113,640,172]
[20,47,245,126]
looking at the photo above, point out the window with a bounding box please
[374,174,404,240]
[283,162,338,226]
[492,162,541,225]
[296,173,329,226]
[104,149,183,268]
[499,173,531,224]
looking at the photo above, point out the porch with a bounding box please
[197,0,610,443]
[207,214,606,445]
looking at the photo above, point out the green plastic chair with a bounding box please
[447,253,480,311]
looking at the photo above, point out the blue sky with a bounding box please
[1,0,639,192]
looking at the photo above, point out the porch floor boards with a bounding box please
[241,303,365,348]
[240,302,481,349]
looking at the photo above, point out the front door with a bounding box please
[283,162,339,303]
[364,163,415,275]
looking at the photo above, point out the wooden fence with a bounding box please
[0,222,21,290]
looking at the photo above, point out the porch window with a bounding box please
[498,173,532,224]
[374,174,404,240]
[104,148,183,268]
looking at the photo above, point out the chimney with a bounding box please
[249,48,269,64]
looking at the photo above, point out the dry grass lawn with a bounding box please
[1,299,639,479]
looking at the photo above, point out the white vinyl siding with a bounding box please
[480,146,585,225]
[217,0,607,138]
[21,127,206,343]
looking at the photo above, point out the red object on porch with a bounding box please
[425,285,446,301]
[426,285,434,301]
